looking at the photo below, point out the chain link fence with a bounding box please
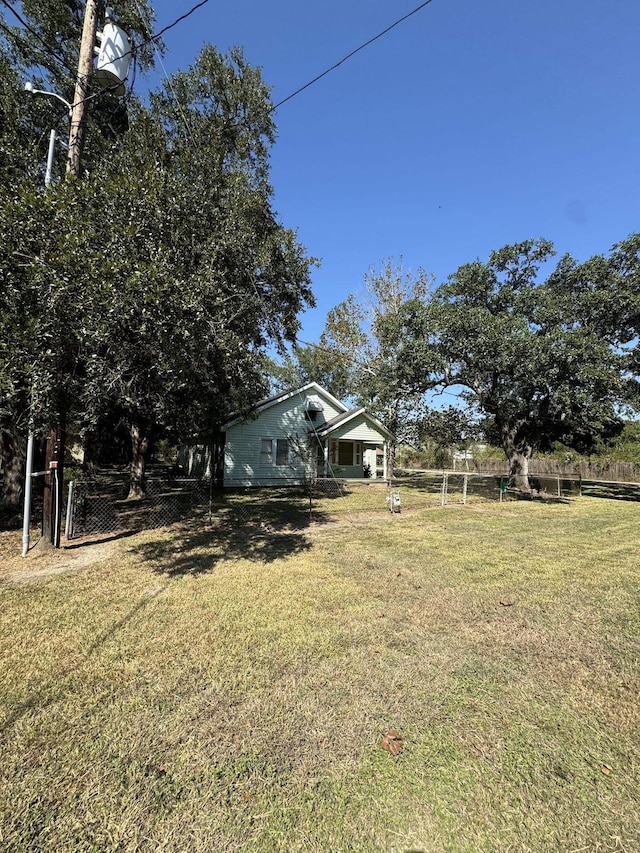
[66,470,214,540]
[61,468,640,543]
[392,470,640,504]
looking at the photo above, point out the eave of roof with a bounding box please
[314,407,394,440]
[221,381,348,430]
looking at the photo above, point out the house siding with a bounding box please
[224,390,345,487]
[326,413,387,444]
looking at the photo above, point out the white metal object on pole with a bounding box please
[64,480,74,539]
[44,129,57,187]
[94,19,131,96]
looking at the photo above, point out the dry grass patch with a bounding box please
[0,493,638,851]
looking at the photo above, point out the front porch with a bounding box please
[315,437,388,480]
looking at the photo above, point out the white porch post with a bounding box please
[323,442,329,477]
[383,441,388,481]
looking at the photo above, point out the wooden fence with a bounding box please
[452,458,640,483]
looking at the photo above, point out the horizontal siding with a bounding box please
[329,414,387,444]
[224,390,345,487]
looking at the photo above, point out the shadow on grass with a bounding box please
[582,481,640,501]
[64,529,140,550]
[131,489,334,577]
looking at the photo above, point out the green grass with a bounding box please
[1,489,639,852]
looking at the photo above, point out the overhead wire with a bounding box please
[131,0,197,146]
[0,0,78,79]
[273,0,436,110]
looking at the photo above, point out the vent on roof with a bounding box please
[304,396,323,422]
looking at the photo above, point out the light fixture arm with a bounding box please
[24,81,73,116]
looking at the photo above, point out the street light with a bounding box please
[24,81,73,113]
[21,82,73,556]
[24,82,72,187]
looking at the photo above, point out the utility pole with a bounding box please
[40,0,98,549]
[25,2,130,551]
[67,0,99,177]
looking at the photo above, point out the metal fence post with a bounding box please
[65,480,74,540]
[441,473,448,506]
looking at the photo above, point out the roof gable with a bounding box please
[315,407,394,440]
[222,382,348,430]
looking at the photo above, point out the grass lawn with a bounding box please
[1,488,639,852]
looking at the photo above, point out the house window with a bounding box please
[330,440,363,466]
[260,438,293,466]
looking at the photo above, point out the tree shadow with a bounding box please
[130,490,335,577]
[132,524,313,577]
[64,529,140,550]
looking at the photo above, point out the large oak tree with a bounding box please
[398,239,635,490]
[1,5,315,506]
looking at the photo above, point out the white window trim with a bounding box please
[260,437,296,467]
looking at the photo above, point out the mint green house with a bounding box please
[222,382,392,487]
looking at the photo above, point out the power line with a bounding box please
[273,0,436,110]
[132,0,197,146]
[0,0,78,78]
[147,0,210,46]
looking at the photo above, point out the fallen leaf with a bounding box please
[500,600,514,607]
[601,764,612,776]
[381,729,404,756]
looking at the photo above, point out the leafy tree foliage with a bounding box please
[417,406,479,464]
[398,239,635,489]
[292,260,435,468]
[1,7,316,504]
[268,341,351,401]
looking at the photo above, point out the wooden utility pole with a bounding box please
[40,2,98,549]
[67,0,99,177]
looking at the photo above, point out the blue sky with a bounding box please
[146,0,640,341]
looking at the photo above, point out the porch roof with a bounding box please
[314,407,394,440]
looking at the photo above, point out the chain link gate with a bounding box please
[65,471,214,540]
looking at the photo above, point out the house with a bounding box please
[221,382,393,487]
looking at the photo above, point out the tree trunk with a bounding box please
[502,422,532,491]
[82,429,99,476]
[127,423,149,500]
[507,449,531,491]
[0,419,26,512]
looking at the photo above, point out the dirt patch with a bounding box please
[2,540,119,586]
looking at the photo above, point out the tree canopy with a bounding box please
[397,239,637,488]
[0,6,316,504]
[275,260,435,466]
